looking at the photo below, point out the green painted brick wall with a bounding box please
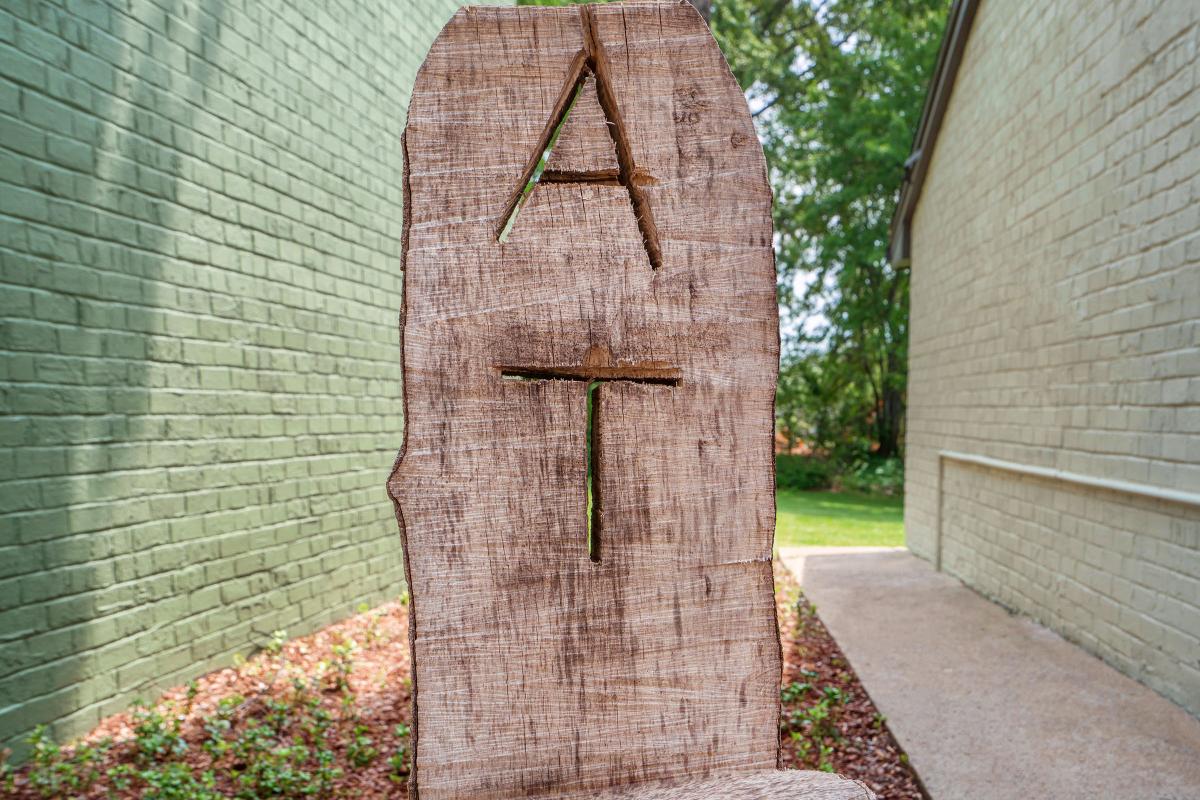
[0,0,498,755]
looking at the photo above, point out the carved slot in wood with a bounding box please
[540,168,621,185]
[497,71,589,244]
[581,6,663,271]
[500,366,681,561]
[498,367,680,386]
[585,379,600,562]
[496,10,663,269]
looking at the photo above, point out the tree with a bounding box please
[713,0,947,460]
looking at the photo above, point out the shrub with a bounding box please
[837,457,904,496]
[775,454,833,491]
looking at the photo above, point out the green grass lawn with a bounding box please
[775,489,904,548]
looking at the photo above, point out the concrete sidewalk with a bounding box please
[779,547,1200,800]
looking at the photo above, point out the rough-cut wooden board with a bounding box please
[390,3,781,798]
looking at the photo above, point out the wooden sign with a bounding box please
[390,2,781,797]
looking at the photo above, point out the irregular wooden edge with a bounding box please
[386,6,460,788]
[387,3,783,797]
[387,123,421,797]
[599,770,877,800]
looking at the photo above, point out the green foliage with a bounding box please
[266,629,289,655]
[132,704,188,765]
[229,728,319,798]
[135,762,220,800]
[1,751,12,794]
[329,638,357,692]
[8,689,353,798]
[23,726,109,798]
[780,679,814,704]
[346,725,378,768]
[715,0,949,463]
[777,352,878,466]
[388,723,412,784]
[837,456,904,496]
[780,679,850,773]
[775,454,833,491]
[12,650,357,797]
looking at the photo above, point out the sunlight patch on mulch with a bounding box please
[6,565,923,798]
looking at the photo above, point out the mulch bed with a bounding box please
[775,563,925,798]
[5,564,923,798]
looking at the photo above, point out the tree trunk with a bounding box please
[875,351,904,458]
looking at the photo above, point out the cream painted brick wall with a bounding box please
[906,0,1200,715]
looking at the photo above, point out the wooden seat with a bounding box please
[603,771,874,799]
[389,2,873,798]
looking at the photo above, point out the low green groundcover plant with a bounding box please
[4,677,410,800]
[837,457,904,496]
[775,453,834,491]
[774,563,923,796]
[775,454,904,496]
[2,600,414,799]
[5,576,922,798]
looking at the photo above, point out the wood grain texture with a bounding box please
[604,770,876,799]
[545,76,620,174]
[390,3,782,798]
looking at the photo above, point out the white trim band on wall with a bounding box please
[934,450,1200,571]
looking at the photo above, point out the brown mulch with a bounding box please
[5,565,923,799]
[774,562,925,799]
